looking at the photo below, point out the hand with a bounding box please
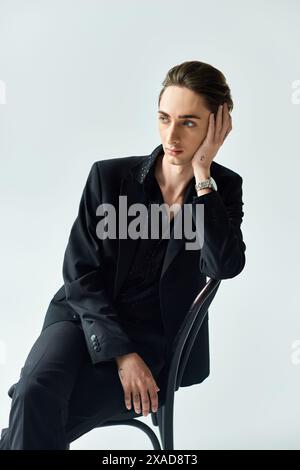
[115,352,160,416]
[191,102,232,174]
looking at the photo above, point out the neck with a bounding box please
[154,153,194,196]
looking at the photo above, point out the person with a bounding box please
[0,60,246,450]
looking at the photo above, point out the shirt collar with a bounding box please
[133,144,164,185]
[132,143,198,203]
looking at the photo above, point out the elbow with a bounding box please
[200,250,246,281]
[219,252,246,280]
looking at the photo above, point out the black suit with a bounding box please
[42,142,246,386]
[0,143,246,449]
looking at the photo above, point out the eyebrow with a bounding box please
[158,110,201,119]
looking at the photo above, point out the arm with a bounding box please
[191,174,246,280]
[189,103,246,280]
[62,162,137,364]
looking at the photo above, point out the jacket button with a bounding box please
[90,335,96,341]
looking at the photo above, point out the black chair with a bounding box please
[7,278,221,450]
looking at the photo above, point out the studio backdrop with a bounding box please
[0,0,299,450]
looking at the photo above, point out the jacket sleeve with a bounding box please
[62,162,137,364]
[191,174,246,280]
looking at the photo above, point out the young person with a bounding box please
[0,60,246,449]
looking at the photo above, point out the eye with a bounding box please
[158,116,195,127]
[158,116,168,122]
[183,120,195,127]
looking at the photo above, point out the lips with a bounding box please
[167,148,183,152]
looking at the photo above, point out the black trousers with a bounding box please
[0,320,168,450]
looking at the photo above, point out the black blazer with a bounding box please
[41,143,246,388]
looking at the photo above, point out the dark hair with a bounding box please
[158,60,233,116]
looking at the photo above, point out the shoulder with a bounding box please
[92,154,146,179]
[85,154,147,196]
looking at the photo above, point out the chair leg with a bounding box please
[151,411,158,426]
[156,393,175,450]
[156,406,165,448]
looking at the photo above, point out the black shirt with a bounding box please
[114,163,197,366]
[113,165,194,331]
[115,163,174,331]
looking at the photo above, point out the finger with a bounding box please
[124,390,132,410]
[215,104,223,139]
[220,121,232,142]
[132,390,142,414]
[223,102,231,123]
[152,377,160,391]
[206,112,215,143]
[223,102,231,119]
[140,389,151,416]
[220,103,232,143]
[149,386,159,413]
[222,124,232,143]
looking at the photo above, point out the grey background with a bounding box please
[0,0,299,450]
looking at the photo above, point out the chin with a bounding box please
[164,152,180,161]
[163,145,192,162]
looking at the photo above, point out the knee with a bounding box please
[14,375,60,407]
[14,377,40,401]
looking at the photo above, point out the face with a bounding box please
[158,85,212,167]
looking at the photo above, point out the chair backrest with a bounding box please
[164,278,222,394]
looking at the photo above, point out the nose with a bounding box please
[166,127,180,144]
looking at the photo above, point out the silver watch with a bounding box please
[195,176,218,192]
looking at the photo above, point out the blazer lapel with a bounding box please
[113,173,148,299]
[160,219,185,279]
